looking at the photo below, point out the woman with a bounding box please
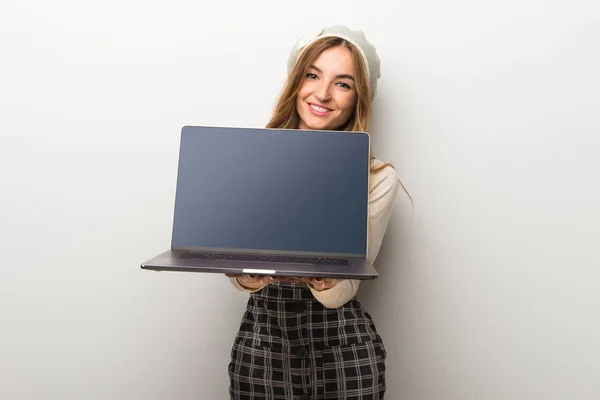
[227,25,402,400]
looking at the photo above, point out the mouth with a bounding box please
[308,102,333,116]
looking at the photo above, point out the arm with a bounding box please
[308,163,401,308]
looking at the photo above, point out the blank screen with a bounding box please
[171,126,370,255]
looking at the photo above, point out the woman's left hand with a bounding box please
[305,278,341,291]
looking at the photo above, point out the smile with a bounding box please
[308,103,333,116]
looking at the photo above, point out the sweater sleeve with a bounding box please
[309,163,400,308]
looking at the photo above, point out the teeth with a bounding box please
[310,104,330,112]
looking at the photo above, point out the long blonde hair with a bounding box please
[267,36,413,206]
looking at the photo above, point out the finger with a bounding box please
[240,274,261,285]
[260,275,277,284]
[311,279,325,291]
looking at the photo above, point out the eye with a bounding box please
[306,73,318,79]
[337,82,352,90]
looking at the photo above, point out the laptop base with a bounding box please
[141,250,378,280]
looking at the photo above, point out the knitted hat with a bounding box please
[287,25,382,99]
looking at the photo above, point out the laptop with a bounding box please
[140,125,378,280]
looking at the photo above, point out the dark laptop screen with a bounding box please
[171,126,370,256]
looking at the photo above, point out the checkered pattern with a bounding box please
[229,282,386,399]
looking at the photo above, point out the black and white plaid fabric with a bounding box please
[229,282,386,399]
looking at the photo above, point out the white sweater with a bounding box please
[229,159,400,308]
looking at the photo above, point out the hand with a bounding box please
[225,274,273,290]
[305,277,341,291]
[225,274,305,290]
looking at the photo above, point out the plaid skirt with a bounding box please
[228,282,386,400]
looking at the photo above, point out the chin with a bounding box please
[300,117,336,131]
[310,122,332,130]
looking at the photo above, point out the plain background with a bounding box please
[1,1,598,399]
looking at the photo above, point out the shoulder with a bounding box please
[369,158,400,212]
[370,159,400,194]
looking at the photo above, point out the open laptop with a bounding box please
[140,125,378,280]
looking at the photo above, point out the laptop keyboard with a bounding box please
[179,251,349,266]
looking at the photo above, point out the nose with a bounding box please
[315,81,332,103]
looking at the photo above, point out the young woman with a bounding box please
[227,25,402,400]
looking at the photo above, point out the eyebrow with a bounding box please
[309,65,355,82]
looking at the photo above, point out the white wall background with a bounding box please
[1,1,598,399]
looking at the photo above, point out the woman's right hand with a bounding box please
[226,274,303,290]
[235,274,276,290]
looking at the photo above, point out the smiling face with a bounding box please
[296,46,358,131]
